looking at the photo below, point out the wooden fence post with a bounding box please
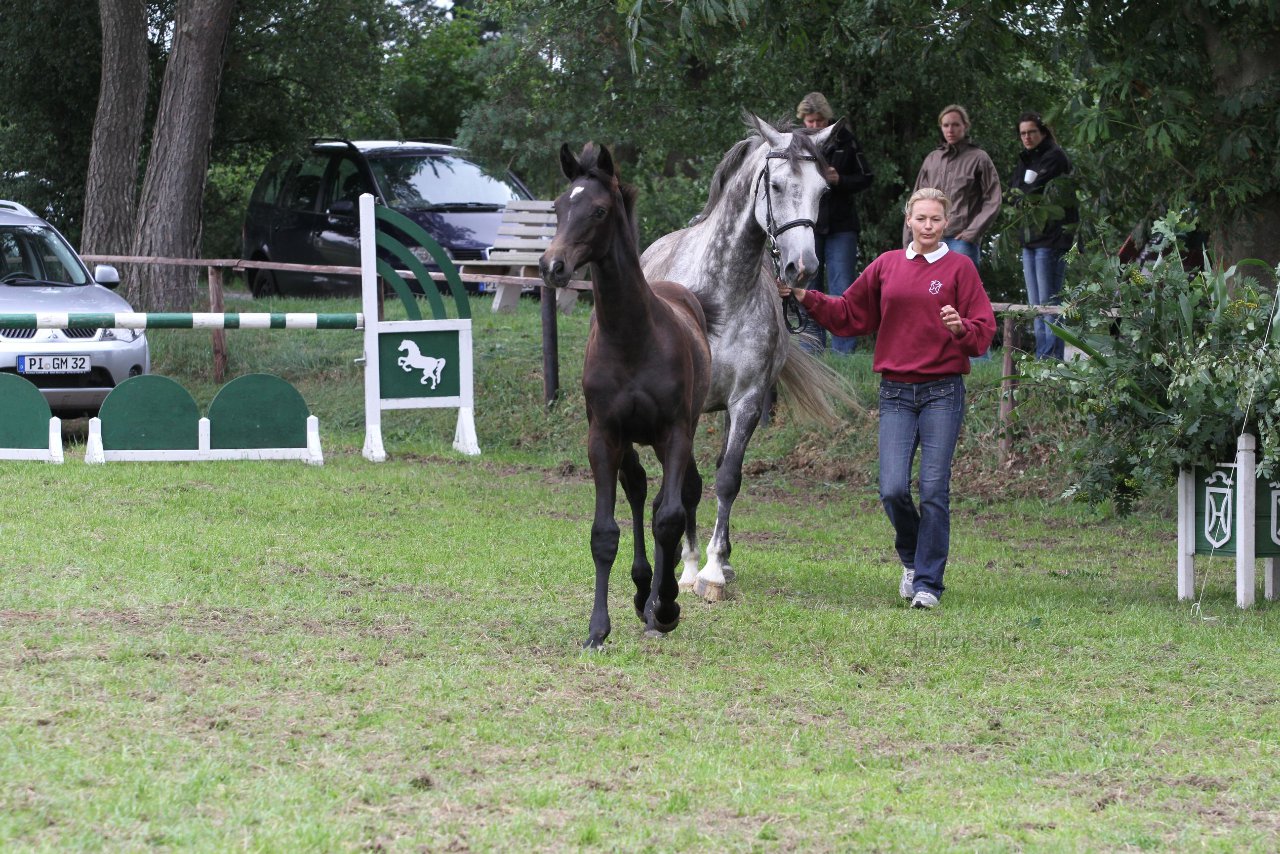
[541,285,560,406]
[208,266,226,383]
[998,314,1016,466]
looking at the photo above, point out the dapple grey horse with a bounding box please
[642,112,854,601]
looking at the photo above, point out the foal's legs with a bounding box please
[645,438,695,635]
[618,446,652,620]
[696,391,766,601]
[677,459,704,593]
[585,431,623,650]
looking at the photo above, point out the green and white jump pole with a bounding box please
[0,312,363,331]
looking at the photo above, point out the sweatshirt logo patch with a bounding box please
[929,279,943,295]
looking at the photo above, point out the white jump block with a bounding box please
[85,416,322,465]
[1177,433,1278,608]
[0,417,63,464]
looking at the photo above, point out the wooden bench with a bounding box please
[455,200,590,314]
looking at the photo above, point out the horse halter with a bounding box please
[758,149,819,334]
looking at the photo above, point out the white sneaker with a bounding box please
[911,590,939,610]
[899,567,915,600]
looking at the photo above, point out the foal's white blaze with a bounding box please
[570,186,585,199]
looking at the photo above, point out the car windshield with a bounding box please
[0,224,89,285]
[367,154,525,210]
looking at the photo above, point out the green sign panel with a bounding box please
[378,329,461,399]
[1193,464,1280,556]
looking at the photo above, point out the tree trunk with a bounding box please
[126,0,236,311]
[1202,15,1280,270]
[81,0,149,258]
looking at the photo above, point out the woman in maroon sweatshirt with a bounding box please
[778,188,995,609]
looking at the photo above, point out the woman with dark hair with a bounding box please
[1010,111,1077,360]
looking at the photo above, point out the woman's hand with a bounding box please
[778,281,806,302]
[940,304,965,336]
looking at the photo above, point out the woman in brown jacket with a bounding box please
[906,104,1002,269]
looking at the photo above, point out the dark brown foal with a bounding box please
[539,142,712,650]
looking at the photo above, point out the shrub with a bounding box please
[1021,213,1280,513]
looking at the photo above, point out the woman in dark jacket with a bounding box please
[796,92,873,355]
[1010,112,1077,359]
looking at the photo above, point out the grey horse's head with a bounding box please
[745,112,837,287]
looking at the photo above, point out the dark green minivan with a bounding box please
[241,138,532,296]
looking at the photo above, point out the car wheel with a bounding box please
[249,266,278,298]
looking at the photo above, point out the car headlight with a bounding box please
[102,328,143,342]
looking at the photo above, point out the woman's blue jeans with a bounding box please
[1022,246,1067,359]
[819,230,860,354]
[942,237,980,269]
[799,231,861,355]
[878,376,966,598]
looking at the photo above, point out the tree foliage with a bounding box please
[0,1,404,251]
[386,7,486,140]
[461,0,1277,279]
[462,0,1069,300]
[0,1,104,229]
[1059,0,1280,267]
[2,0,1276,306]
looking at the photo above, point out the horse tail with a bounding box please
[689,289,720,337]
[775,346,863,427]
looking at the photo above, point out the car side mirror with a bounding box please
[94,264,121,290]
[328,200,356,218]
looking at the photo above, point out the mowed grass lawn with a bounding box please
[2,296,1278,851]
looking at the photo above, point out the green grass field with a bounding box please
[2,294,1276,851]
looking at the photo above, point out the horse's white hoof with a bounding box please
[678,581,695,594]
[694,577,725,602]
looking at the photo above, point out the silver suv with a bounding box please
[0,200,149,416]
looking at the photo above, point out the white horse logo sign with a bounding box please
[358,193,478,458]
[397,340,446,388]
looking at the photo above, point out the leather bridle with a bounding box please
[757,149,819,333]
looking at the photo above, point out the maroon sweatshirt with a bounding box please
[801,246,996,382]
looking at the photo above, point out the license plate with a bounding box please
[17,354,91,374]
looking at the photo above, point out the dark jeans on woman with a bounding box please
[818,230,860,354]
[1022,246,1067,359]
[942,237,980,268]
[878,376,966,598]
[797,231,861,355]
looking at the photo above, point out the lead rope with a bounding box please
[771,240,805,334]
